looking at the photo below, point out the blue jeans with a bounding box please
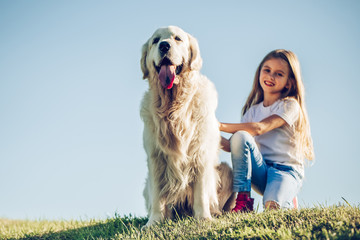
[230,131,303,209]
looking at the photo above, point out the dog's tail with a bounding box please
[216,162,236,212]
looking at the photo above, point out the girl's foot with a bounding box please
[232,193,254,213]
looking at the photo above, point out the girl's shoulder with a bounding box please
[281,97,299,104]
[241,102,260,122]
[279,97,300,111]
[275,97,301,126]
[248,101,263,114]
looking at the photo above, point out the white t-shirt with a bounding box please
[241,98,304,177]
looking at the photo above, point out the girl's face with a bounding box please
[259,58,291,98]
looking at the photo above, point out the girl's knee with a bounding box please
[230,131,253,147]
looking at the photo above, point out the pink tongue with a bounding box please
[159,65,176,89]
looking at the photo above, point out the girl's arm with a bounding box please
[219,114,287,136]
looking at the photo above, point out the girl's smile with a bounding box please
[264,80,275,87]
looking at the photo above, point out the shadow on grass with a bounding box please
[10,216,148,240]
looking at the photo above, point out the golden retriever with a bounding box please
[140,26,235,227]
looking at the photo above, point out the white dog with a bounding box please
[140,26,235,227]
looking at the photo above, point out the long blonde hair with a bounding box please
[242,49,314,161]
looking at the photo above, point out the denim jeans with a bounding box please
[230,131,303,209]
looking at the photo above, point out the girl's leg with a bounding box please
[230,131,268,196]
[263,164,303,209]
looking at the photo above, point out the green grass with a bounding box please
[1,205,359,239]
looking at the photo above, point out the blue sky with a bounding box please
[1,0,359,220]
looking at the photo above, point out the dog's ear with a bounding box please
[140,40,149,79]
[188,34,203,71]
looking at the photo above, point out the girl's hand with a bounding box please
[220,136,231,152]
[219,122,226,132]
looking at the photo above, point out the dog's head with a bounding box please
[141,26,202,89]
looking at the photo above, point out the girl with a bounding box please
[219,49,314,212]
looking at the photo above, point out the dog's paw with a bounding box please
[141,213,163,230]
[194,210,212,221]
[211,209,222,218]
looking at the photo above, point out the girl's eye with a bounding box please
[263,69,270,73]
[153,37,160,44]
[175,36,182,41]
[277,73,283,77]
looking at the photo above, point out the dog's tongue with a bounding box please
[159,65,176,89]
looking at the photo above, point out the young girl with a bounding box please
[219,49,314,212]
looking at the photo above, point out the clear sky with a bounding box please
[1,0,359,220]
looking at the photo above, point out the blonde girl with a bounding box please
[219,49,314,211]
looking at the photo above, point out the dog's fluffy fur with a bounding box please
[140,26,235,226]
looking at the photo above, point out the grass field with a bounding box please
[1,204,359,239]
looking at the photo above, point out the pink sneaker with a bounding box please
[232,194,254,213]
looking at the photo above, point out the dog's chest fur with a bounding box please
[153,86,204,160]
[142,79,211,199]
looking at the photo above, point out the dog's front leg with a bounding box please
[193,174,212,220]
[146,197,164,227]
[145,163,165,227]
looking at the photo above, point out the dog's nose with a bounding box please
[159,41,170,54]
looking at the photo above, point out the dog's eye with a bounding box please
[153,37,160,44]
[175,36,182,42]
